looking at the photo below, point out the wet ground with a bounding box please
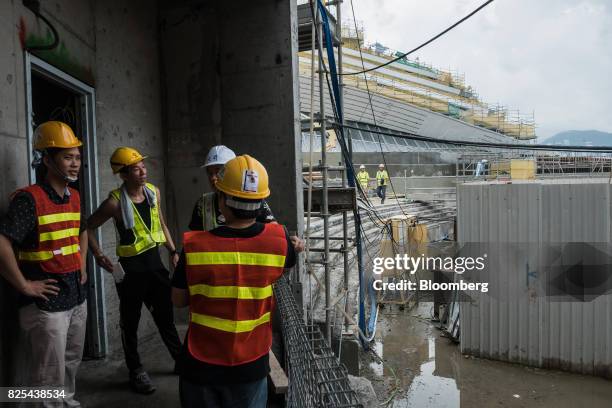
[361,302,612,408]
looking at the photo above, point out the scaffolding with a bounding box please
[296,1,364,406]
[298,26,537,140]
[456,153,612,181]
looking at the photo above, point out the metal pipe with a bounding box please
[336,0,350,333]
[316,6,332,346]
[302,164,346,172]
[308,247,347,254]
[310,236,354,241]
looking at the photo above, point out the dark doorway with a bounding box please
[31,71,83,192]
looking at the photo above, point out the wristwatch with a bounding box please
[170,249,179,257]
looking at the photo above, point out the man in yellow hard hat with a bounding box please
[171,155,296,407]
[86,147,181,394]
[0,121,88,406]
[356,164,370,194]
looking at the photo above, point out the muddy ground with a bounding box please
[360,302,612,408]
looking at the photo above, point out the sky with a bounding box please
[348,0,612,140]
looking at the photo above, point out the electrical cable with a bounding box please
[23,1,59,51]
[348,0,415,222]
[341,0,495,76]
[306,49,389,230]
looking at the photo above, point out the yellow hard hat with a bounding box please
[33,121,82,150]
[215,155,270,200]
[110,147,147,174]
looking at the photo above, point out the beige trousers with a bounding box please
[18,301,88,408]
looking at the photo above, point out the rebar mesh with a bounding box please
[275,275,363,408]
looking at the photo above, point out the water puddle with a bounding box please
[364,301,612,407]
[393,338,460,407]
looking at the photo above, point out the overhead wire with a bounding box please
[307,1,396,241]
[348,0,415,222]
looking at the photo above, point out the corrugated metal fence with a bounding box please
[457,179,612,378]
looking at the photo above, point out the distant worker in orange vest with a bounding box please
[172,155,296,408]
[0,121,88,407]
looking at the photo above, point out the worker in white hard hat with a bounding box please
[376,163,390,204]
[356,165,370,194]
[188,145,305,252]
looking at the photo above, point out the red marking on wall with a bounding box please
[18,16,26,49]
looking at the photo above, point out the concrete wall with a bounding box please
[160,0,302,250]
[93,0,168,353]
[0,0,25,385]
[159,2,222,242]
[161,0,302,236]
[218,1,303,232]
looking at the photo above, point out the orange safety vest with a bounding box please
[183,223,288,366]
[16,185,81,274]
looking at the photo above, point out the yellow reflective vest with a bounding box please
[376,170,389,186]
[357,170,370,190]
[110,183,166,257]
[201,192,219,231]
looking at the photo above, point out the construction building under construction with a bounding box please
[0,1,611,407]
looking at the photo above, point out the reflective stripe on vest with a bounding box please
[186,251,285,267]
[110,182,166,257]
[189,283,273,300]
[183,223,288,366]
[15,185,82,274]
[201,192,218,231]
[191,311,271,333]
[39,227,80,242]
[38,212,80,225]
[19,243,80,261]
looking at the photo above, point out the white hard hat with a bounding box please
[378,163,384,168]
[202,145,236,167]
[359,165,366,169]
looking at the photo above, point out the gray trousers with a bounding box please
[18,301,88,408]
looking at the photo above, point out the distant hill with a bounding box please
[542,130,612,146]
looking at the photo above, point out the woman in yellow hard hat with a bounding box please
[0,121,87,406]
[171,155,296,407]
[86,146,181,394]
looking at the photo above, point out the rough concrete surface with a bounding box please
[76,324,187,408]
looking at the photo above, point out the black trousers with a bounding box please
[117,250,182,373]
[376,185,387,203]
